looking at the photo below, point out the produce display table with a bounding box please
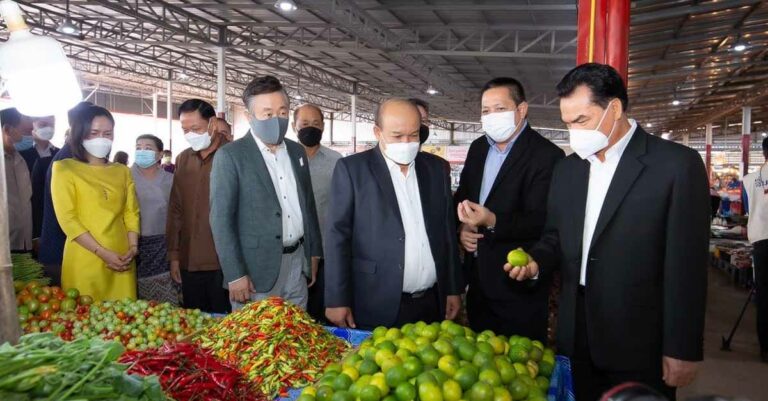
[280,327,576,401]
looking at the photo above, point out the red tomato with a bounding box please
[41,286,52,296]
[50,300,61,312]
[39,309,53,320]
[55,292,66,301]
[37,294,50,303]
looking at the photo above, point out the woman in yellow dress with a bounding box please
[52,105,140,301]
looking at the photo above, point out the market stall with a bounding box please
[5,254,574,401]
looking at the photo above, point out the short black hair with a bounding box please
[0,107,22,129]
[70,105,115,162]
[136,134,164,152]
[113,151,129,165]
[162,150,173,157]
[407,98,430,114]
[762,137,768,159]
[242,75,286,109]
[293,104,324,124]
[177,99,215,120]
[67,101,94,127]
[556,63,629,111]
[481,77,527,105]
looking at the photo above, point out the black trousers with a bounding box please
[466,283,548,342]
[394,286,442,326]
[307,259,326,324]
[752,240,768,354]
[572,290,675,401]
[180,270,231,314]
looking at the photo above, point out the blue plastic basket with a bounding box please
[280,327,575,401]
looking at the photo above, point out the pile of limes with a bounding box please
[299,321,556,401]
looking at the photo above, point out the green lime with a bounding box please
[507,346,528,364]
[332,390,355,401]
[458,343,478,362]
[344,353,363,367]
[401,323,415,337]
[317,386,335,401]
[446,323,466,338]
[528,347,543,362]
[468,382,494,401]
[497,361,517,384]
[381,356,403,373]
[416,372,438,387]
[385,366,409,388]
[516,338,532,352]
[442,379,463,401]
[438,354,460,376]
[454,365,479,391]
[492,387,513,401]
[479,369,502,387]
[433,339,454,356]
[360,359,380,376]
[506,249,529,266]
[473,351,494,368]
[379,341,398,353]
[538,361,554,378]
[418,345,441,367]
[383,396,399,401]
[326,363,343,374]
[508,379,529,401]
[386,328,403,341]
[333,374,354,391]
[394,382,416,401]
[418,382,444,401]
[430,369,450,385]
[402,356,424,378]
[370,375,390,396]
[487,337,506,355]
[373,326,388,340]
[360,385,383,401]
[535,376,549,391]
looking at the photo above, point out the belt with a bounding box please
[403,285,436,299]
[282,237,304,254]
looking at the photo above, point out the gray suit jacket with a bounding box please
[209,134,322,292]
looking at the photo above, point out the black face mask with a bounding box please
[419,124,430,144]
[297,126,323,147]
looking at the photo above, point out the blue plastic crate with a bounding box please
[280,327,575,401]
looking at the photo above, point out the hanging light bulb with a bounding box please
[426,84,439,96]
[55,0,79,35]
[672,99,681,106]
[274,0,297,12]
[0,0,82,116]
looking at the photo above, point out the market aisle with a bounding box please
[678,268,767,401]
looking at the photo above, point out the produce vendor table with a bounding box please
[710,238,754,288]
[279,327,575,401]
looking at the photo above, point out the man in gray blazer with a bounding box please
[210,75,322,310]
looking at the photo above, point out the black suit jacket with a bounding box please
[530,127,709,371]
[325,147,463,329]
[454,125,564,301]
[31,152,59,238]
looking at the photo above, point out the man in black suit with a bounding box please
[325,99,463,330]
[506,64,709,400]
[454,78,564,341]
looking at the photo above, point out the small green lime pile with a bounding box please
[300,321,556,401]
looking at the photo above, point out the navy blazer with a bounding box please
[38,144,71,265]
[324,147,463,329]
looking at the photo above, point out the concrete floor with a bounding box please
[678,268,767,401]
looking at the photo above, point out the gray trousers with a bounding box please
[231,244,309,311]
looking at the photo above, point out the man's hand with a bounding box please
[170,260,182,284]
[459,223,484,253]
[503,258,540,281]
[326,307,356,328]
[228,276,254,304]
[458,200,496,228]
[662,356,699,388]
[445,295,461,320]
[308,257,320,288]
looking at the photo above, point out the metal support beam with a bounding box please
[329,112,334,145]
[0,112,22,344]
[152,91,158,136]
[706,123,714,177]
[167,79,173,153]
[632,0,761,24]
[742,106,752,176]
[450,122,456,145]
[216,46,226,116]
[683,133,690,147]
[351,83,357,154]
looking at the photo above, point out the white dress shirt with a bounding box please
[35,143,54,158]
[254,136,304,246]
[579,119,638,285]
[743,164,768,244]
[384,156,438,293]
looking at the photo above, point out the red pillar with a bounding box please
[705,123,713,178]
[577,0,630,83]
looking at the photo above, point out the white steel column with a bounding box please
[351,83,357,154]
[682,133,689,147]
[216,47,226,116]
[705,123,713,177]
[167,79,173,152]
[741,106,752,177]
[152,92,159,136]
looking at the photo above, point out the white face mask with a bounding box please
[481,110,518,143]
[83,138,113,159]
[382,140,420,165]
[568,101,619,159]
[184,132,212,152]
[33,126,54,141]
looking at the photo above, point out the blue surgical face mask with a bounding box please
[249,116,289,145]
[135,149,159,169]
[13,135,34,151]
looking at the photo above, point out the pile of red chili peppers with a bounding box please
[120,342,266,401]
[197,297,349,398]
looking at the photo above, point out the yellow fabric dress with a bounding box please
[52,159,140,301]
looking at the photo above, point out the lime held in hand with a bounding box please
[506,249,529,266]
